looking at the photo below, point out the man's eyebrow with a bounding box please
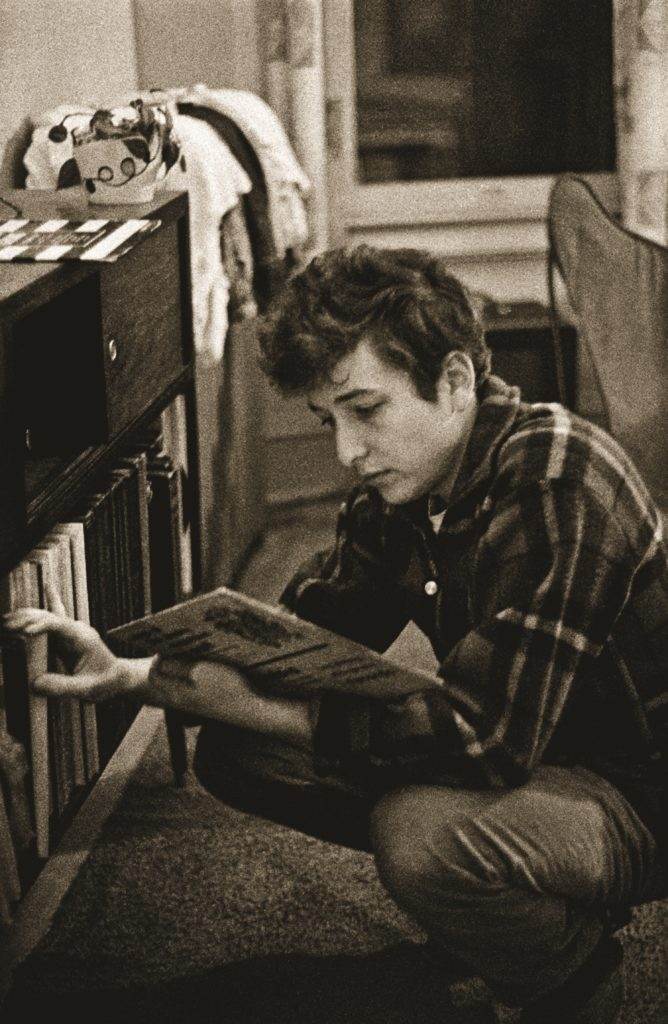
[335,388,375,404]
[308,388,377,414]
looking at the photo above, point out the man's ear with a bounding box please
[440,351,476,410]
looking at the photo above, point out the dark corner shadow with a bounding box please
[2,947,495,1024]
[0,118,32,188]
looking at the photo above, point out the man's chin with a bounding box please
[373,476,420,505]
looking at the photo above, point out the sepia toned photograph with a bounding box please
[0,2,666,1023]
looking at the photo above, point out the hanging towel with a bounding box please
[177,102,285,311]
[162,114,252,362]
[220,204,257,325]
[182,84,311,256]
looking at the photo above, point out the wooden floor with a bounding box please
[238,500,340,604]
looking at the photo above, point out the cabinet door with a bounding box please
[100,221,185,436]
[15,274,106,452]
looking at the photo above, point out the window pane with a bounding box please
[354,0,615,183]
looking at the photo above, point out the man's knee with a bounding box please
[369,786,478,903]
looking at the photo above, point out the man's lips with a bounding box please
[361,470,392,484]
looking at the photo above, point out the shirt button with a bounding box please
[424,580,438,596]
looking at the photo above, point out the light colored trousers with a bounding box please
[193,723,662,1006]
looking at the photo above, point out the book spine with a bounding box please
[19,560,50,859]
[0,572,36,858]
[0,770,20,921]
[147,457,182,611]
[146,455,187,786]
[110,472,140,738]
[47,531,86,790]
[114,474,132,629]
[87,490,114,635]
[30,543,71,819]
[0,660,22,916]
[71,489,115,769]
[162,396,193,597]
[87,489,117,766]
[117,453,152,616]
[109,469,138,620]
[102,477,123,631]
[135,452,153,613]
[58,523,100,779]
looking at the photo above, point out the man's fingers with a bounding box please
[4,608,50,626]
[33,672,106,700]
[2,608,58,635]
[44,583,66,617]
[2,609,92,648]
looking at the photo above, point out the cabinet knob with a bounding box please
[108,338,118,362]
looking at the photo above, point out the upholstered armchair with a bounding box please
[548,173,667,516]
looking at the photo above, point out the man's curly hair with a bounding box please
[258,244,491,401]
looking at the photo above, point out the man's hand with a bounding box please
[149,658,314,747]
[2,608,314,747]
[0,608,149,700]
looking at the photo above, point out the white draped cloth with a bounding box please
[162,114,252,363]
[174,82,311,256]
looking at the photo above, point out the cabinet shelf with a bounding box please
[0,189,201,932]
[0,189,199,580]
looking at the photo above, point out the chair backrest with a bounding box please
[548,174,668,513]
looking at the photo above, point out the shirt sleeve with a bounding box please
[280,489,410,654]
[312,479,647,790]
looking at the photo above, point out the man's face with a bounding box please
[307,336,477,505]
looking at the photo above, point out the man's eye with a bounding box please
[354,403,382,421]
[319,415,333,429]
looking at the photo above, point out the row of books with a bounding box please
[0,421,189,924]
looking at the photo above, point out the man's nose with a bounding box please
[334,422,368,468]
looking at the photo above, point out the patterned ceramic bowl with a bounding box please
[70,100,181,204]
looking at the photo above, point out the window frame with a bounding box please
[322,0,615,251]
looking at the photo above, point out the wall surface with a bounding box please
[130,0,264,584]
[0,0,263,186]
[0,0,139,187]
[133,0,262,93]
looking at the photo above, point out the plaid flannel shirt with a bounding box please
[281,377,668,850]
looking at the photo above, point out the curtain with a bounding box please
[613,0,668,244]
[262,0,330,256]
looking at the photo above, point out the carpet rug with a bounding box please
[2,724,666,1024]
